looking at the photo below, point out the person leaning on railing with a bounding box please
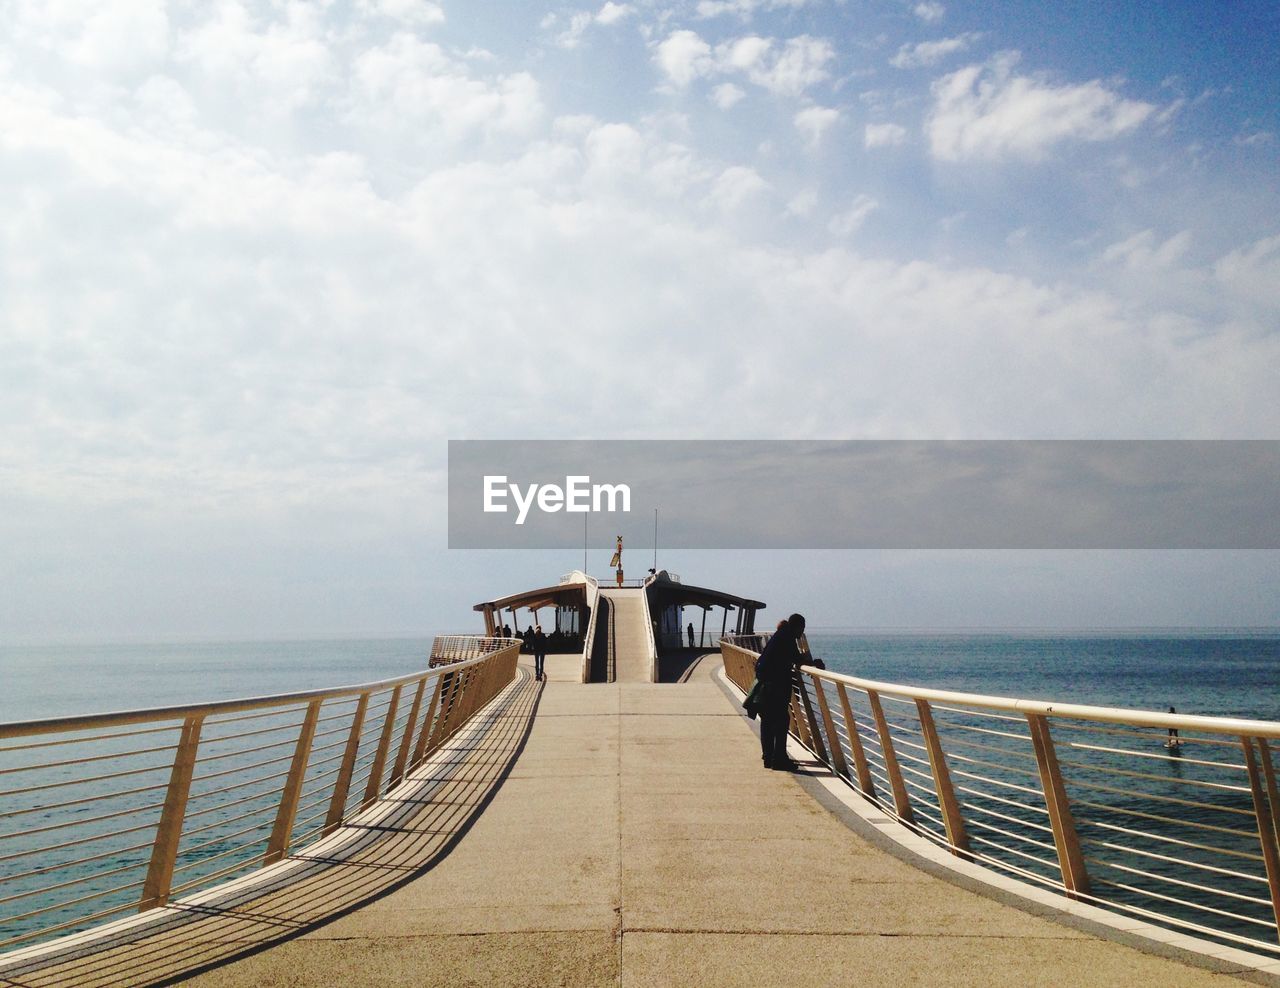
[754,613,807,772]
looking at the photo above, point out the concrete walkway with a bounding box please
[8,658,1258,986]
[185,660,1252,987]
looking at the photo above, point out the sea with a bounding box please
[1,629,1278,723]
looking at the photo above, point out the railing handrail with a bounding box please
[639,586,658,683]
[0,635,522,956]
[720,637,1280,959]
[801,665,1280,739]
[0,638,522,741]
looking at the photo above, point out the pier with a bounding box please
[0,673,1274,983]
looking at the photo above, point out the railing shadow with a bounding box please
[0,673,542,988]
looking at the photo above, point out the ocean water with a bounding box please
[808,630,1280,722]
[0,637,440,723]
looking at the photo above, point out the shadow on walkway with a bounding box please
[0,674,541,988]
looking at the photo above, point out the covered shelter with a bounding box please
[473,577,591,654]
[644,570,764,652]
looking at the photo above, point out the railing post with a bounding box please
[324,692,369,835]
[432,672,458,749]
[140,715,203,911]
[412,674,446,767]
[1242,737,1280,941]
[439,671,464,744]
[1260,739,1280,862]
[265,700,321,866]
[796,674,828,762]
[868,691,913,823]
[788,679,814,750]
[1026,714,1090,898]
[836,684,877,800]
[390,678,427,789]
[812,676,847,777]
[362,685,402,809]
[915,699,971,859]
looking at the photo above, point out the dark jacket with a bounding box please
[532,631,547,656]
[755,628,804,685]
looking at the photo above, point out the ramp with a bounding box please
[598,588,654,683]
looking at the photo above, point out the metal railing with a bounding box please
[430,635,515,665]
[721,638,1280,958]
[0,636,521,954]
[639,590,658,683]
[660,629,728,650]
[581,580,602,683]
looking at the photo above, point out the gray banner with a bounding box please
[447,440,1280,550]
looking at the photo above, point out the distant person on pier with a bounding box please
[502,623,512,639]
[533,625,547,682]
[522,626,534,654]
[687,622,696,648]
[754,613,807,771]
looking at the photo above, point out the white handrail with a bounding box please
[639,587,659,683]
[720,637,1280,959]
[803,667,1280,739]
[0,636,522,953]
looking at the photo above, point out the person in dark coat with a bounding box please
[533,625,547,681]
[755,613,807,771]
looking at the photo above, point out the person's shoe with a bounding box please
[772,759,799,772]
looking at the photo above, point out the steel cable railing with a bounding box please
[720,636,1280,959]
[0,636,520,955]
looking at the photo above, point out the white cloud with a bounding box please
[550,3,633,49]
[556,11,596,49]
[1214,233,1280,309]
[654,30,834,96]
[711,82,746,109]
[707,164,769,210]
[8,0,170,76]
[890,32,981,69]
[596,2,632,25]
[786,188,818,217]
[794,105,839,147]
[1235,130,1275,147]
[914,2,946,23]
[654,29,714,87]
[738,35,833,96]
[177,1,335,112]
[581,122,714,200]
[1101,229,1193,271]
[927,52,1155,162]
[864,121,907,148]
[358,0,446,26]
[696,0,811,19]
[828,194,878,236]
[347,34,544,143]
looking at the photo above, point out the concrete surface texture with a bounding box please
[4,656,1265,987]
[597,589,652,683]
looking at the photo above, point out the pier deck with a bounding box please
[13,657,1258,986]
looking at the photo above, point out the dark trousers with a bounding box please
[535,652,545,679]
[758,689,792,766]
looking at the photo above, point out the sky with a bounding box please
[1,0,1278,641]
